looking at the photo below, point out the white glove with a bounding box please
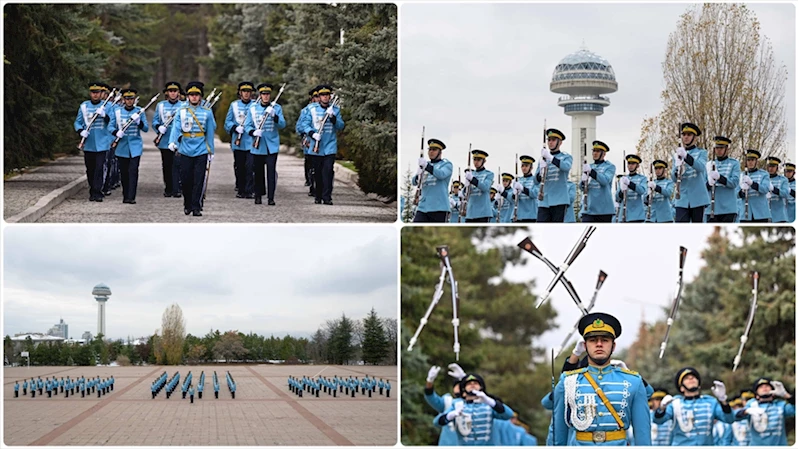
[115,130,125,139]
[209,154,214,163]
[158,125,167,135]
[541,147,553,162]
[620,176,630,191]
[648,180,657,189]
[458,190,465,200]
[265,105,275,116]
[742,175,753,186]
[660,394,674,408]
[572,340,586,357]
[766,192,772,200]
[312,132,321,141]
[675,146,687,159]
[709,170,721,182]
[493,183,504,194]
[513,181,523,194]
[449,197,457,208]
[253,129,263,138]
[465,171,474,183]
[326,106,335,116]
[745,407,766,416]
[80,129,90,138]
[168,142,178,152]
[581,173,589,183]
[470,390,496,407]
[446,401,465,421]
[771,380,787,398]
[708,177,716,187]
[96,106,106,117]
[130,112,141,123]
[740,182,750,191]
[768,182,775,192]
[582,162,591,174]
[426,366,441,383]
[674,157,684,168]
[418,157,428,169]
[416,167,424,178]
[539,159,548,170]
[610,359,628,370]
[235,125,244,135]
[711,380,727,402]
[447,363,466,381]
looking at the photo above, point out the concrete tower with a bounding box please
[92,283,111,338]
[550,46,618,180]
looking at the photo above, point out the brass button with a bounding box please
[598,412,604,416]
[598,375,603,380]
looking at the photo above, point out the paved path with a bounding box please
[3,365,397,446]
[5,130,395,223]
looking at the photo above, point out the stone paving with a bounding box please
[3,365,397,446]
[5,129,395,223]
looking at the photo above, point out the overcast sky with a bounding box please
[399,3,796,180]
[496,226,718,352]
[3,226,397,340]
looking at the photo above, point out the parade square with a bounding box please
[4,365,397,446]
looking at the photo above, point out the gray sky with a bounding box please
[497,226,717,352]
[399,2,796,180]
[3,226,397,341]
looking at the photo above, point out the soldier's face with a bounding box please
[188,93,201,105]
[627,162,638,173]
[490,192,496,200]
[464,380,481,394]
[714,146,728,158]
[312,95,320,103]
[260,92,271,104]
[680,374,699,391]
[756,384,773,398]
[240,90,252,101]
[592,149,604,161]
[452,185,460,194]
[651,398,662,410]
[90,91,103,101]
[124,97,135,107]
[767,165,778,175]
[547,137,560,151]
[585,335,614,360]
[473,158,485,169]
[166,89,180,100]
[746,157,758,169]
[681,132,694,145]
[521,163,532,174]
[503,179,511,188]
[786,169,795,179]
[428,148,441,160]
[655,167,665,177]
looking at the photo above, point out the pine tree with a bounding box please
[362,308,389,365]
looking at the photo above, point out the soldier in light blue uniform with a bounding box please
[765,156,790,223]
[738,149,771,222]
[14,380,19,398]
[245,83,286,206]
[213,371,220,399]
[650,387,673,445]
[497,173,515,223]
[646,160,675,223]
[579,140,616,222]
[502,414,538,446]
[225,81,255,200]
[197,371,205,399]
[435,372,514,445]
[672,122,709,222]
[704,136,741,222]
[566,181,576,223]
[729,394,751,446]
[22,379,28,396]
[652,367,734,445]
[553,312,651,446]
[536,128,573,222]
[784,162,795,222]
[297,86,320,196]
[616,154,648,223]
[462,149,494,222]
[412,138,453,222]
[490,188,499,221]
[713,418,733,446]
[735,377,795,446]
[108,88,149,204]
[511,155,538,222]
[189,383,195,404]
[168,81,216,217]
[153,81,184,198]
[74,82,113,202]
[449,181,462,223]
[298,84,345,205]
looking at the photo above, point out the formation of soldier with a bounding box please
[13,375,114,398]
[74,80,345,216]
[287,375,391,398]
[150,370,232,402]
[408,124,795,223]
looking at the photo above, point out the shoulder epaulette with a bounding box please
[564,367,588,376]
[619,368,640,377]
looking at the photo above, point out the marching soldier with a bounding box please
[225,82,255,199]
[705,136,740,222]
[14,381,19,398]
[496,173,515,223]
[297,86,320,196]
[74,82,112,202]
[412,138,453,222]
[22,379,28,396]
[462,149,494,222]
[536,128,573,222]
[490,187,499,220]
[652,367,734,445]
[168,81,216,217]
[785,162,796,223]
[650,387,673,445]
[244,83,286,205]
[734,377,795,446]
[299,84,345,205]
[729,395,750,446]
[616,154,648,222]
[153,81,184,198]
[738,149,771,222]
[672,123,709,222]
[511,155,538,222]
[765,156,790,223]
[553,312,651,445]
[108,88,149,204]
[646,160,675,223]
[579,140,616,222]
[448,181,462,223]
[434,372,514,445]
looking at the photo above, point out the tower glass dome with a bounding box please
[92,283,111,297]
[550,48,618,96]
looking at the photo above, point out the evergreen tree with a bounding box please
[362,308,389,365]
